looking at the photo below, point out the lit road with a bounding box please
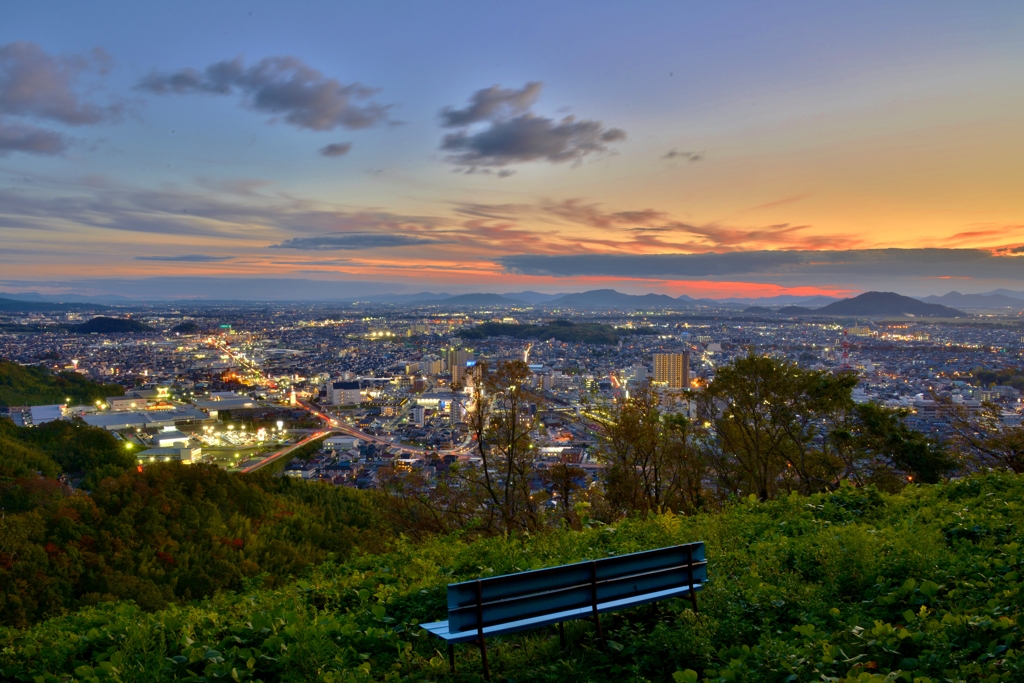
[210,336,473,461]
[238,429,335,473]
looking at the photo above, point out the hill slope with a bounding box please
[920,291,1024,309]
[0,361,124,406]
[458,319,656,345]
[0,297,109,313]
[817,291,965,317]
[3,475,1023,681]
[71,317,155,333]
[546,289,683,309]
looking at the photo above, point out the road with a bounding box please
[210,336,474,466]
[238,428,335,473]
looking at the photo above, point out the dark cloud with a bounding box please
[269,232,440,250]
[0,122,67,156]
[440,82,625,168]
[0,42,119,156]
[139,56,390,131]
[440,82,541,127]
[134,254,232,262]
[663,149,704,162]
[499,249,1024,287]
[0,42,115,125]
[319,141,352,157]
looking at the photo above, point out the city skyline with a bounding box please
[3,2,1024,300]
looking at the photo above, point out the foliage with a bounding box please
[458,320,657,345]
[380,361,545,535]
[0,418,137,490]
[0,361,124,407]
[682,354,954,502]
[598,384,709,516]
[0,463,388,628]
[5,474,1024,681]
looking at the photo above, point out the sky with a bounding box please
[1,1,1023,300]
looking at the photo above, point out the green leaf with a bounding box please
[371,604,386,620]
[673,670,699,683]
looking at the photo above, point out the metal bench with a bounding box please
[421,542,706,680]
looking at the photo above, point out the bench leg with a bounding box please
[689,590,699,614]
[478,636,491,681]
[594,613,605,645]
[448,644,455,673]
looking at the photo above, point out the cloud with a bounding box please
[0,122,67,156]
[134,254,232,262]
[439,82,625,168]
[499,249,1024,287]
[0,42,119,156]
[269,232,440,250]
[0,42,115,125]
[319,141,352,157]
[663,148,703,162]
[139,56,390,131]
[440,82,542,127]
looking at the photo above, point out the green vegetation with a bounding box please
[4,355,1024,681]
[458,319,657,345]
[0,418,135,488]
[0,461,386,628]
[72,317,155,334]
[0,361,124,406]
[4,476,1024,681]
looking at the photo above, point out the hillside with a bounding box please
[436,293,526,306]
[546,289,684,309]
[3,474,1023,681]
[920,291,1024,309]
[169,320,203,334]
[0,297,108,313]
[816,291,965,318]
[0,361,124,406]
[458,319,657,345]
[71,316,155,333]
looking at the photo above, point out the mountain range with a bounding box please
[777,292,965,318]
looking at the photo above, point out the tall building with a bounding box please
[447,348,474,385]
[653,352,690,388]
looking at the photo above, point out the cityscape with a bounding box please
[3,2,1024,682]
[4,294,1024,493]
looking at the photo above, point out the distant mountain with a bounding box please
[980,289,1024,300]
[502,291,568,304]
[743,306,775,314]
[920,292,1024,309]
[777,305,814,315]
[170,321,203,334]
[72,317,155,334]
[0,297,109,313]
[0,291,127,305]
[545,289,684,309]
[436,293,526,306]
[720,294,841,307]
[816,292,965,318]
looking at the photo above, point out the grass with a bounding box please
[3,474,1024,682]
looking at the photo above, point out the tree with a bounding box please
[455,360,542,534]
[941,399,1024,473]
[598,384,709,516]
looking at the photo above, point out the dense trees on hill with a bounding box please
[0,463,386,627]
[5,475,1024,682]
[0,361,124,407]
[0,418,136,489]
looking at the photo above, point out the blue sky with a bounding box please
[2,1,1023,299]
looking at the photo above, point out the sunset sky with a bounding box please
[2,1,1023,300]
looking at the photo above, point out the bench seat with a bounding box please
[422,582,704,644]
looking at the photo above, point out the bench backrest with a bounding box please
[447,542,706,633]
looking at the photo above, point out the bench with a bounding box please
[421,542,706,680]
